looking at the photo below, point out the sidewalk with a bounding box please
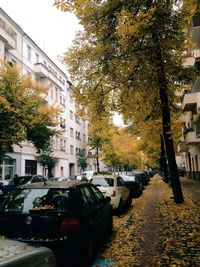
[94,175,200,267]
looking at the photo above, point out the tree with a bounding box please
[54,0,196,203]
[77,149,87,172]
[101,128,143,171]
[38,149,58,178]
[0,61,59,157]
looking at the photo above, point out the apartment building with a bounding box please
[0,8,97,181]
[179,8,200,181]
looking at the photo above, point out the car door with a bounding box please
[79,185,104,242]
[117,177,129,203]
[90,184,112,235]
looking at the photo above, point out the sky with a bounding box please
[0,0,124,126]
[0,0,81,71]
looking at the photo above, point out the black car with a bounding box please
[131,170,150,186]
[0,180,113,267]
[121,173,143,197]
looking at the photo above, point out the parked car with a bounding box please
[49,176,68,182]
[1,175,47,193]
[90,175,132,214]
[0,175,47,197]
[0,237,56,267]
[131,170,150,186]
[121,173,143,197]
[0,180,113,267]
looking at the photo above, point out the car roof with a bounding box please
[19,180,88,189]
[91,175,120,179]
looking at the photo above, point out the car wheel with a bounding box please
[117,199,123,215]
[83,235,95,267]
[127,194,132,207]
[106,215,113,235]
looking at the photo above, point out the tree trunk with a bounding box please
[152,33,184,203]
[160,135,169,183]
[96,147,100,173]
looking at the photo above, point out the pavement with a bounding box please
[93,174,200,267]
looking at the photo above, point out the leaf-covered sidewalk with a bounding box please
[94,175,200,267]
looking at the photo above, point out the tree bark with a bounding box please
[152,33,184,203]
[160,135,169,183]
[96,147,100,173]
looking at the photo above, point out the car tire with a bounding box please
[106,215,113,235]
[117,199,123,215]
[83,235,95,267]
[127,194,132,207]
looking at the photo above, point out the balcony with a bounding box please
[196,119,200,137]
[177,141,188,153]
[191,12,200,47]
[185,129,200,144]
[0,20,16,50]
[192,77,200,93]
[34,63,48,78]
[194,57,200,70]
[181,92,200,112]
[48,71,65,90]
[182,51,195,68]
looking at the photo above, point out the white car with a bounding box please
[90,175,132,213]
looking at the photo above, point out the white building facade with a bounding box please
[0,8,99,181]
[178,8,200,181]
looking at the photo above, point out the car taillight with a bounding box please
[111,190,116,197]
[60,217,80,233]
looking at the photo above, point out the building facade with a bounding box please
[0,8,99,181]
[179,8,200,181]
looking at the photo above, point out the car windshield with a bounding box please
[122,175,136,182]
[0,188,70,213]
[91,177,114,187]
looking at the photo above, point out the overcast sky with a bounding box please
[0,0,81,70]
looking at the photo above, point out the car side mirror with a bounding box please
[105,196,111,202]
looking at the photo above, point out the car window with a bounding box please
[91,177,114,187]
[79,185,97,211]
[31,176,44,183]
[0,188,70,213]
[90,185,106,204]
[117,177,126,186]
[122,175,136,182]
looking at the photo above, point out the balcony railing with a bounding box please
[181,91,200,112]
[185,129,200,144]
[34,63,48,78]
[196,119,200,137]
[177,141,188,153]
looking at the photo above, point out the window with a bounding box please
[90,185,105,205]
[50,84,54,99]
[60,139,66,151]
[35,53,39,63]
[60,117,66,129]
[60,96,66,107]
[83,134,86,142]
[70,128,74,138]
[55,88,59,102]
[117,177,125,186]
[25,160,37,175]
[27,45,31,61]
[70,145,74,155]
[75,115,80,124]
[70,110,73,120]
